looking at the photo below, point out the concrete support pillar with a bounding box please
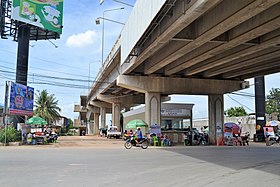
[94,113,100,135]
[208,94,224,145]
[87,106,99,135]
[112,103,121,130]
[145,92,161,126]
[88,121,94,135]
[100,107,106,129]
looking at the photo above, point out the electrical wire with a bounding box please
[0,49,90,71]
[226,94,254,112]
[0,59,96,79]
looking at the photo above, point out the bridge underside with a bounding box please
[84,0,280,143]
[124,0,280,81]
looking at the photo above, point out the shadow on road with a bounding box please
[161,145,280,176]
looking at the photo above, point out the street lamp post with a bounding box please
[100,0,134,7]
[96,7,124,65]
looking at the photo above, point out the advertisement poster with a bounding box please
[12,0,63,34]
[150,124,161,136]
[263,126,275,138]
[9,82,34,116]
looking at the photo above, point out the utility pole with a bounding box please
[254,76,266,142]
[3,81,9,146]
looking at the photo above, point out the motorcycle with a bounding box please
[124,136,149,149]
[47,133,58,143]
[265,135,278,146]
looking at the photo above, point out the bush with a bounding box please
[0,126,22,143]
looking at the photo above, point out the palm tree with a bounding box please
[34,89,61,123]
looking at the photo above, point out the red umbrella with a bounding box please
[224,122,241,135]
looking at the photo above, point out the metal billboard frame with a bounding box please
[1,0,60,41]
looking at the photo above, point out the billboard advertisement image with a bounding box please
[12,0,63,34]
[9,82,34,116]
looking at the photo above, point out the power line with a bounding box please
[230,92,255,98]
[0,69,111,90]
[0,69,108,84]
[226,94,254,112]
[0,49,91,71]
[0,59,97,79]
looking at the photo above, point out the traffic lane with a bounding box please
[0,146,279,187]
[161,145,280,176]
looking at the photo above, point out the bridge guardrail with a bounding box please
[88,34,121,99]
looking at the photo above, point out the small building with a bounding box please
[52,116,69,133]
[123,103,194,144]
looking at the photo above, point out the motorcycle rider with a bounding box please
[135,127,143,144]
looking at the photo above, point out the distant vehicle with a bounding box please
[107,126,122,139]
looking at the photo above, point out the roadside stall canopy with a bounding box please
[224,122,241,135]
[126,119,148,128]
[27,116,47,126]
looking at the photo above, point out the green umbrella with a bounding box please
[27,116,47,125]
[126,119,148,128]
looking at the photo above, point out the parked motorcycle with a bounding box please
[266,135,278,146]
[48,133,58,143]
[124,136,149,149]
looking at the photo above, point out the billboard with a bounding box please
[11,0,63,34]
[9,82,34,116]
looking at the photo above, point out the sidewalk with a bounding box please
[54,135,124,148]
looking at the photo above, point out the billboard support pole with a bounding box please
[4,81,10,146]
[16,24,30,86]
[15,24,30,124]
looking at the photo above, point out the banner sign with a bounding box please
[263,126,275,138]
[9,82,34,116]
[161,109,190,117]
[150,124,161,136]
[12,0,63,34]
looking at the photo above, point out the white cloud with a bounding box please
[66,30,97,48]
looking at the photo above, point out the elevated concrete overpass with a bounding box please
[75,0,280,144]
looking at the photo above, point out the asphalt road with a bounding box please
[0,140,280,187]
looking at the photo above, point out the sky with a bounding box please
[0,0,279,122]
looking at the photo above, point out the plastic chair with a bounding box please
[161,139,168,146]
[152,136,159,146]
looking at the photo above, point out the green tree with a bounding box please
[34,89,61,123]
[68,118,74,129]
[266,88,280,115]
[225,106,248,117]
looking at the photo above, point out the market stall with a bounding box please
[25,116,49,145]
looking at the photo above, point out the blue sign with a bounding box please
[9,82,34,116]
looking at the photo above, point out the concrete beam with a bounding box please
[117,75,249,95]
[185,33,280,76]
[223,59,280,79]
[89,101,112,109]
[204,49,280,77]
[164,0,278,75]
[147,0,279,75]
[97,94,145,105]
[124,0,222,74]
[88,51,120,103]
[88,106,100,114]
[167,9,280,75]
[241,68,280,80]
